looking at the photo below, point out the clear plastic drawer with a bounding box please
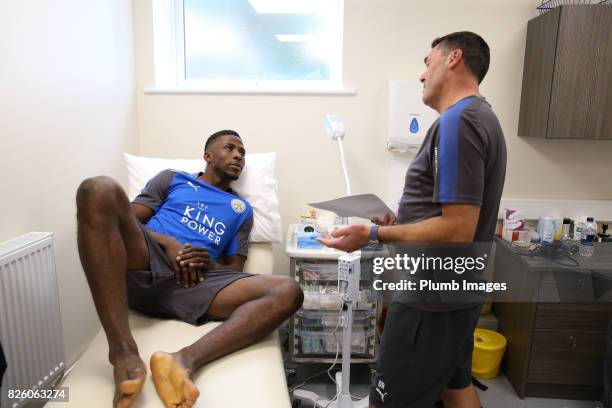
[296,309,374,331]
[298,260,340,281]
[296,327,375,355]
[301,289,375,310]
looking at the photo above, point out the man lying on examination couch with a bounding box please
[76,129,303,408]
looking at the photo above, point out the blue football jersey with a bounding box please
[133,170,253,261]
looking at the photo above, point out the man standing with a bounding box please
[76,130,303,408]
[320,32,506,408]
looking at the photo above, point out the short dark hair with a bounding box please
[204,129,241,152]
[432,31,490,84]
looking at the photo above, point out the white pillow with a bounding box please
[124,152,282,243]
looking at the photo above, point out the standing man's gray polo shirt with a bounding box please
[395,95,507,311]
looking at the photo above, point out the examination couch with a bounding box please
[48,242,292,408]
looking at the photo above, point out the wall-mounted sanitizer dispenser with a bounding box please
[386,80,439,210]
[387,79,438,153]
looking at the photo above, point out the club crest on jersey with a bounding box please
[230,199,246,214]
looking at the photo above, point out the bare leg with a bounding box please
[440,385,481,408]
[150,275,303,408]
[76,176,150,408]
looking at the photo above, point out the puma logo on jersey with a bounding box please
[187,181,200,191]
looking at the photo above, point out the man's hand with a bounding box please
[317,224,370,253]
[371,212,397,226]
[160,236,184,274]
[160,238,211,288]
[175,243,212,288]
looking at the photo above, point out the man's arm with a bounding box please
[210,214,253,272]
[130,169,174,232]
[132,201,212,288]
[131,202,154,223]
[131,201,247,280]
[379,204,480,242]
[131,171,214,287]
[318,203,480,252]
[161,220,252,283]
[131,202,177,249]
[130,202,189,276]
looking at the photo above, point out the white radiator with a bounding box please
[0,232,65,408]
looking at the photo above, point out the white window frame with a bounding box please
[149,0,353,94]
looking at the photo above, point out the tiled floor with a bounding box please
[288,363,604,408]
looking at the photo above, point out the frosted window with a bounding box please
[183,0,342,81]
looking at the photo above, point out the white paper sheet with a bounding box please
[308,194,394,220]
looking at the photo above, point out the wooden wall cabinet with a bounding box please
[518,6,612,140]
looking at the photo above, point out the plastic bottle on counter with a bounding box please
[560,218,571,241]
[598,223,609,242]
[579,217,596,257]
[537,216,556,243]
[573,219,585,242]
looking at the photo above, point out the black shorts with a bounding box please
[126,225,254,325]
[369,302,481,408]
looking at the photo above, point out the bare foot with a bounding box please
[111,352,146,408]
[150,351,200,408]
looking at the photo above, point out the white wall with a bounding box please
[0,0,137,364]
[132,0,612,275]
